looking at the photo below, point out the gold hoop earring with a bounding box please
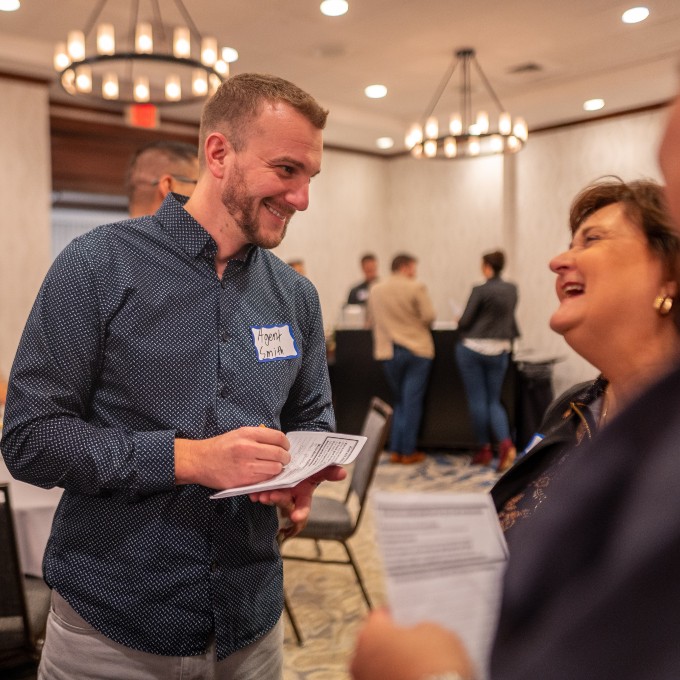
[654,294,674,316]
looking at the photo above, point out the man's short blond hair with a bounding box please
[198,73,328,160]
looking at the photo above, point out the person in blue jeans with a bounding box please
[456,250,519,472]
[382,344,433,462]
[367,254,436,464]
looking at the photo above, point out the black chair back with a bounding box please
[347,397,392,514]
[0,483,34,663]
[281,397,393,644]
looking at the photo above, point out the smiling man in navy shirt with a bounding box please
[2,73,344,679]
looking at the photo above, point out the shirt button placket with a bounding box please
[218,273,230,400]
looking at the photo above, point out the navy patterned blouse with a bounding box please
[1,193,334,659]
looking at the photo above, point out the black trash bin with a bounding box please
[515,360,556,452]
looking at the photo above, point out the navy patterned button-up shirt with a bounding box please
[1,193,334,659]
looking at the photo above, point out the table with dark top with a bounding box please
[330,329,553,451]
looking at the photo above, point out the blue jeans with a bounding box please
[381,345,433,455]
[455,343,511,446]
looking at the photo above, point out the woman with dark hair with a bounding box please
[456,250,520,472]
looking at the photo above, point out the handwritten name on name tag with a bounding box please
[251,324,299,362]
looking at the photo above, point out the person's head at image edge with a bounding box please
[549,177,680,405]
[126,140,199,217]
[185,72,328,253]
[659,91,680,231]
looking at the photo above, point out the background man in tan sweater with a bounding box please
[367,253,436,464]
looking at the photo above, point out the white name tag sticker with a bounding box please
[251,324,299,362]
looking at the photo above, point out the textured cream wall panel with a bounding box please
[0,78,51,380]
[386,154,505,322]
[274,150,389,333]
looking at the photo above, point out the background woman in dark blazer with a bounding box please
[456,250,519,472]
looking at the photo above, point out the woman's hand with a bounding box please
[350,609,475,680]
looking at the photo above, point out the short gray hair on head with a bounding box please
[125,140,198,199]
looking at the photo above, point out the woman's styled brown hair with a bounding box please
[569,178,680,279]
[482,250,506,276]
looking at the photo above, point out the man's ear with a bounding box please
[204,132,231,179]
[157,174,174,198]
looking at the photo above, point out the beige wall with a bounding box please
[0,77,52,380]
[386,152,505,323]
[275,149,390,332]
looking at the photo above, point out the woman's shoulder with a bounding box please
[545,377,605,420]
[529,379,602,438]
[483,277,517,296]
[492,376,605,520]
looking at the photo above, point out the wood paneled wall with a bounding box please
[50,111,199,196]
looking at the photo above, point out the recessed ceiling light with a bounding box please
[622,6,649,23]
[584,98,605,112]
[320,0,348,17]
[376,137,394,150]
[365,84,387,99]
[0,0,20,10]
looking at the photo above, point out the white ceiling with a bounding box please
[0,0,678,154]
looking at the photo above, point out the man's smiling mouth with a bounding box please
[264,201,290,222]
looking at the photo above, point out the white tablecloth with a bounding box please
[0,456,63,577]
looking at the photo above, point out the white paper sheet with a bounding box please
[372,491,508,680]
[210,431,367,499]
[448,298,464,321]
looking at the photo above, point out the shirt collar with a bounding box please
[155,192,211,259]
[155,192,256,264]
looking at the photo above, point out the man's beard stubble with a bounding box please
[220,167,289,250]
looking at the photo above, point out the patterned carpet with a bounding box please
[282,450,501,680]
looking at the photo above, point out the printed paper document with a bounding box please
[372,491,508,680]
[211,431,367,499]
